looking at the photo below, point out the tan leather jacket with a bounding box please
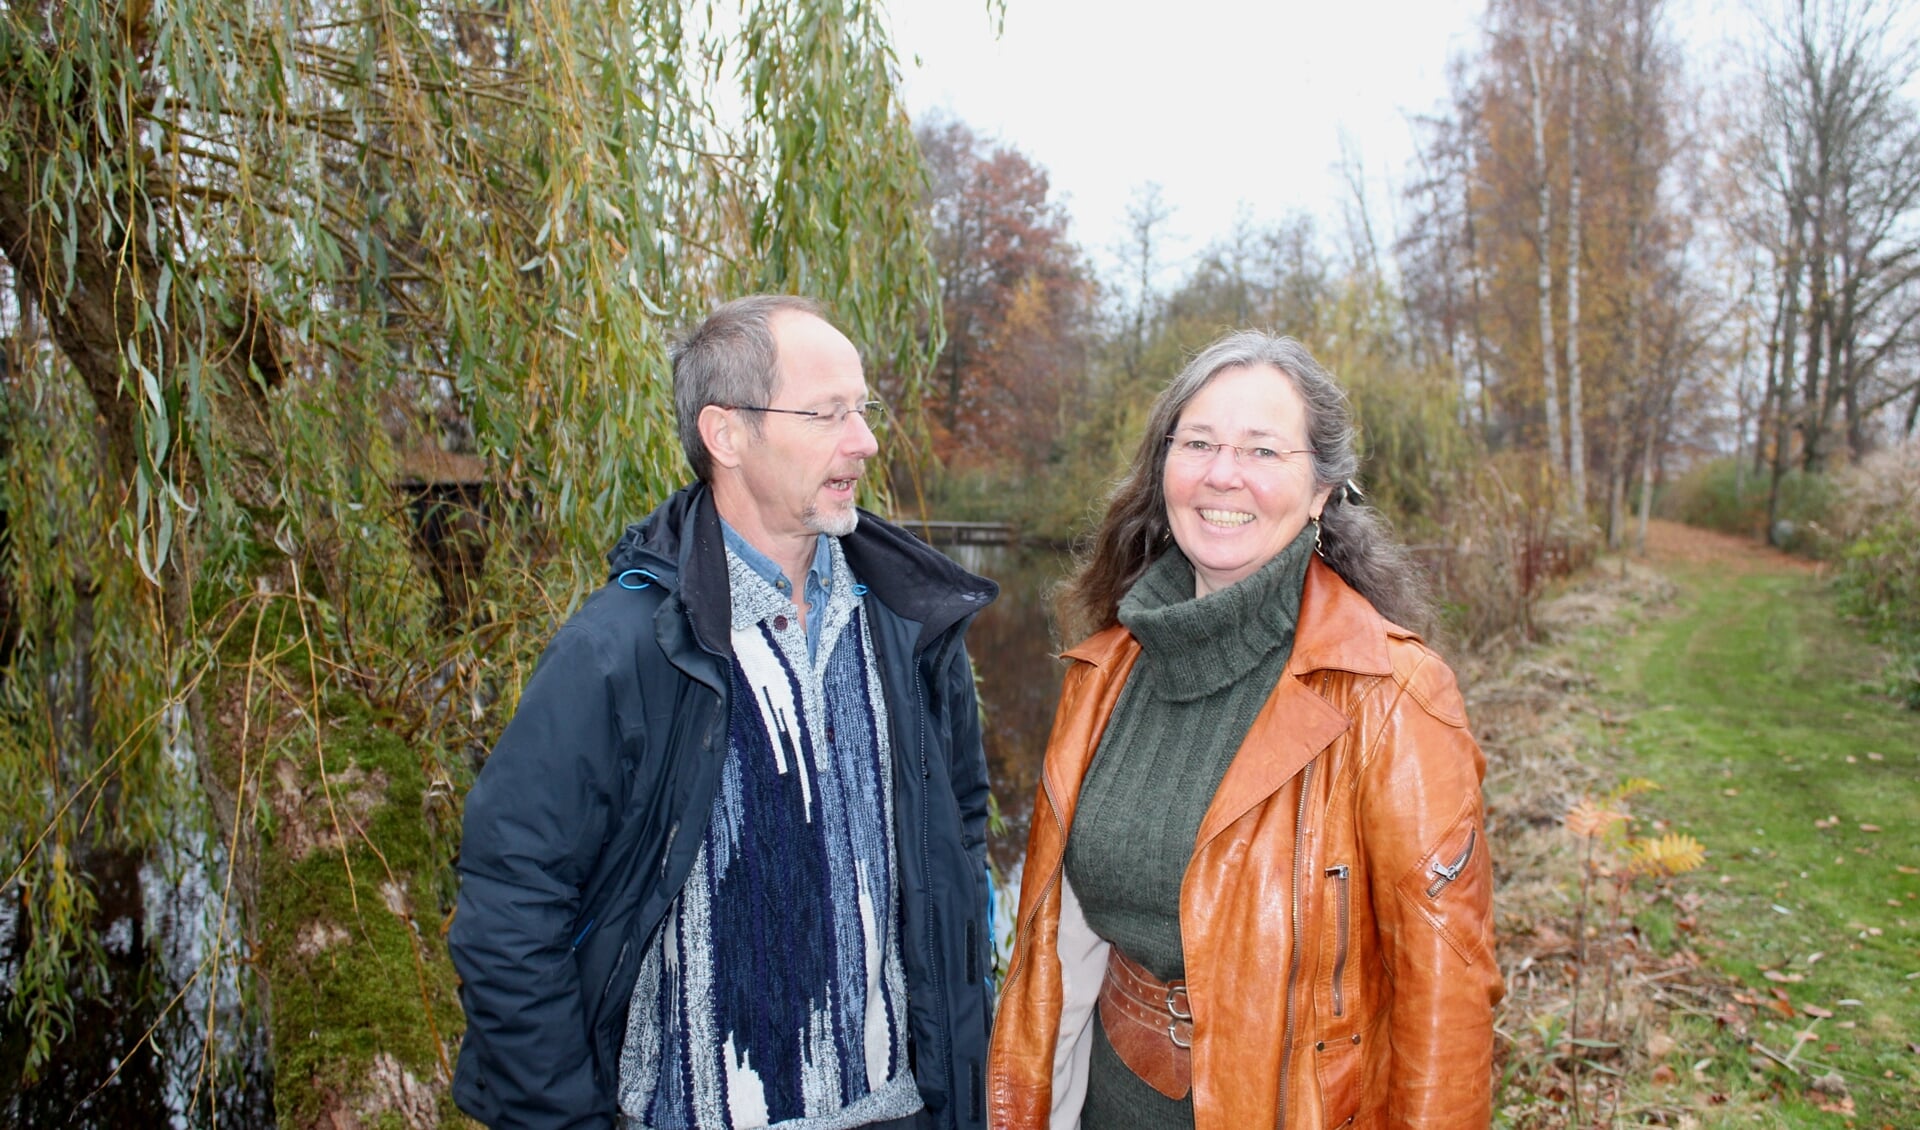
[987,558,1503,1130]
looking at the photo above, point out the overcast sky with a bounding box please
[884,0,1491,283]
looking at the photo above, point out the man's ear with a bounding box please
[699,404,745,471]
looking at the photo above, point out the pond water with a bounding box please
[930,540,1075,969]
[938,541,1073,875]
[0,834,271,1127]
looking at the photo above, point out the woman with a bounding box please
[987,332,1501,1130]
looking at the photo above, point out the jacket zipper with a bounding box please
[657,820,680,881]
[915,648,955,1115]
[1276,757,1317,1118]
[1325,864,1350,1018]
[599,940,633,1005]
[1425,828,1476,899]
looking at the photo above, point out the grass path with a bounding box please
[1598,522,1920,1126]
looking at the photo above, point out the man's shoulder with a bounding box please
[540,577,672,666]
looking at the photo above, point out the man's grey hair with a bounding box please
[671,295,826,482]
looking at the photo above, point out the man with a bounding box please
[451,296,997,1130]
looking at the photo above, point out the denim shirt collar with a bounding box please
[720,521,839,660]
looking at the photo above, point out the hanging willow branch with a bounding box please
[1,0,941,1121]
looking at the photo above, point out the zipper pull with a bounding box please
[1426,829,1477,898]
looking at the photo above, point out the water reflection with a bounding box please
[0,816,272,1125]
[939,542,1073,875]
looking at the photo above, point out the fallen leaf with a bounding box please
[1723,787,1741,796]
[1806,951,1826,965]
[1764,969,1803,983]
[1846,755,1858,763]
[1648,1032,1676,1058]
[1866,751,1884,761]
[1861,823,1882,833]
[1803,1004,1833,1018]
[1651,1063,1677,1085]
[1898,865,1919,875]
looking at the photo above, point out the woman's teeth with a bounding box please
[1199,509,1252,527]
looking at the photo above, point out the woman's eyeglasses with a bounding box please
[1164,435,1315,469]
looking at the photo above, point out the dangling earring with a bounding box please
[1311,516,1324,557]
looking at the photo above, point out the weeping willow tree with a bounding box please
[0,0,940,1123]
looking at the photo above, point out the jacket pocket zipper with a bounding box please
[1425,828,1477,899]
[1325,864,1351,1017]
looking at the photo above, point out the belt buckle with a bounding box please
[1164,982,1192,1022]
[1167,1018,1192,1049]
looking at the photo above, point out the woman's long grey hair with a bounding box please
[1056,330,1432,641]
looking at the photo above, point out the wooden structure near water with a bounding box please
[893,519,1016,546]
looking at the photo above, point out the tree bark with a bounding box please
[1564,9,1587,515]
[1526,39,1565,476]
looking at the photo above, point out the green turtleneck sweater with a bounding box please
[1065,527,1314,1130]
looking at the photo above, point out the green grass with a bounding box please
[1599,564,1920,1125]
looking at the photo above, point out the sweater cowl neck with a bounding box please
[1117,525,1316,703]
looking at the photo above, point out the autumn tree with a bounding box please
[909,114,1092,474]
[1403,0,1706,545]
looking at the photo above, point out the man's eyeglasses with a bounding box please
[729,399,885,427]
[1164,435,1316,470]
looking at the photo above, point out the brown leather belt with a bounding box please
[1098,947,1192,1100]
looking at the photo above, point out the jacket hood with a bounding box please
[606,482,707,584]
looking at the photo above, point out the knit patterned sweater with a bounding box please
[617,538,920,1129]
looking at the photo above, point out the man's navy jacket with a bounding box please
[451,483,998,1129]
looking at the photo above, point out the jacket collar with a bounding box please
[1055,556,1393,847]
[841,506,998,652]
[1286,556,1393,679]
[605,482,998,658]
[1062,556,1390,678]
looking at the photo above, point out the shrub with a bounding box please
[1655,457,1833,553]
[1827,442,1920,707]
[1430,452,1599,646]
